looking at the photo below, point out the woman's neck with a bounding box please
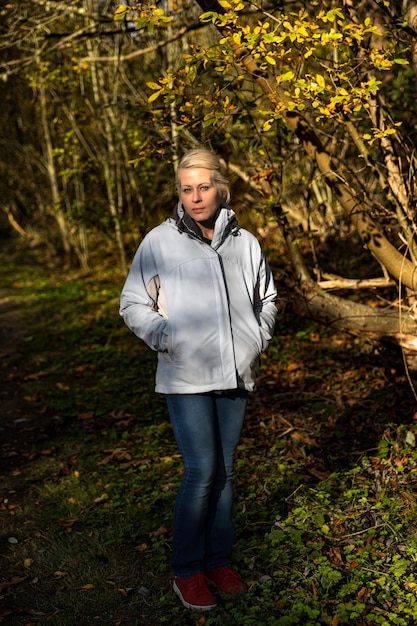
[196,221,215,240]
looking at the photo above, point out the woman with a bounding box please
[120,148,277,611]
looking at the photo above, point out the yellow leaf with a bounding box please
[148,91,162,103]
[146,82,161,90]
[279,70,295,82]
[265,56,276,65]
[114,4,129,13]
[82,583,95,590]
[114,4,130,19]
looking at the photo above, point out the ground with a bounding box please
[2,249,417,625]
[0,288,33,491]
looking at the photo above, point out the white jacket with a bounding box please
[120,203,277,394]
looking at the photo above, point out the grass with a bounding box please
[1,239,417,625]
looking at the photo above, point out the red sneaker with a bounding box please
[205,566,248,598]
[173,572,217,610]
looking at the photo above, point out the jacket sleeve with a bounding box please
[119,236,168,352]
[254,252,277,351]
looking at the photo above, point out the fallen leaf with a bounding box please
[0,576,28,593]
[94,493,109,504]
[287,362,302,372]
[97,449,132,466]
[77,411,95,421]
[24,370,50,381]
[149,526,167,538]
[357,587,368,601]
[56,382,70,391]
[58,516,82,529]
[307,467,330,480]
[135,543,148,552]
[118,588,133,597]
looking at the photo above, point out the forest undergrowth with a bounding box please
[1,239,417,626]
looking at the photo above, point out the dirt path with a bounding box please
[0,289,38,495]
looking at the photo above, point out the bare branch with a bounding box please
[317,274,396,291]
[80,22,203,63]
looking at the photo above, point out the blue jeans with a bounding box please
[166,391,247,577]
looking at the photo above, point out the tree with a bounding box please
[0,0,160,268]
[138,0,417,374]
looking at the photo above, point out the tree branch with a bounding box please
[194,0,417,291]
[81,25,190,63]
[317,274,396,291]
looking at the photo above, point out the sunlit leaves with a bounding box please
[115,3,172,32]
[194,2,410,130]
[113,4,131,20]
[201,0,245,20]
[363,123,402,145]
[136,0,412,175]
[276,70,295,84]
[147,82,163,103]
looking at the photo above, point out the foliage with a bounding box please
[0,241,416,625]
[2,1,417,264]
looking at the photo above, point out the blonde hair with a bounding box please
[176,148,230,203]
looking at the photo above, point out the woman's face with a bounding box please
[179,168,222,231]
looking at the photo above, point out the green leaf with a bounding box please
[406,431,415,446]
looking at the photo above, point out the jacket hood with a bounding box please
[172,201,240,249]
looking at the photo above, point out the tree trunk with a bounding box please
[86,38,127,275]
[38,76,72,254]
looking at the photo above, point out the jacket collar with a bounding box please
[173,201,239,248]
